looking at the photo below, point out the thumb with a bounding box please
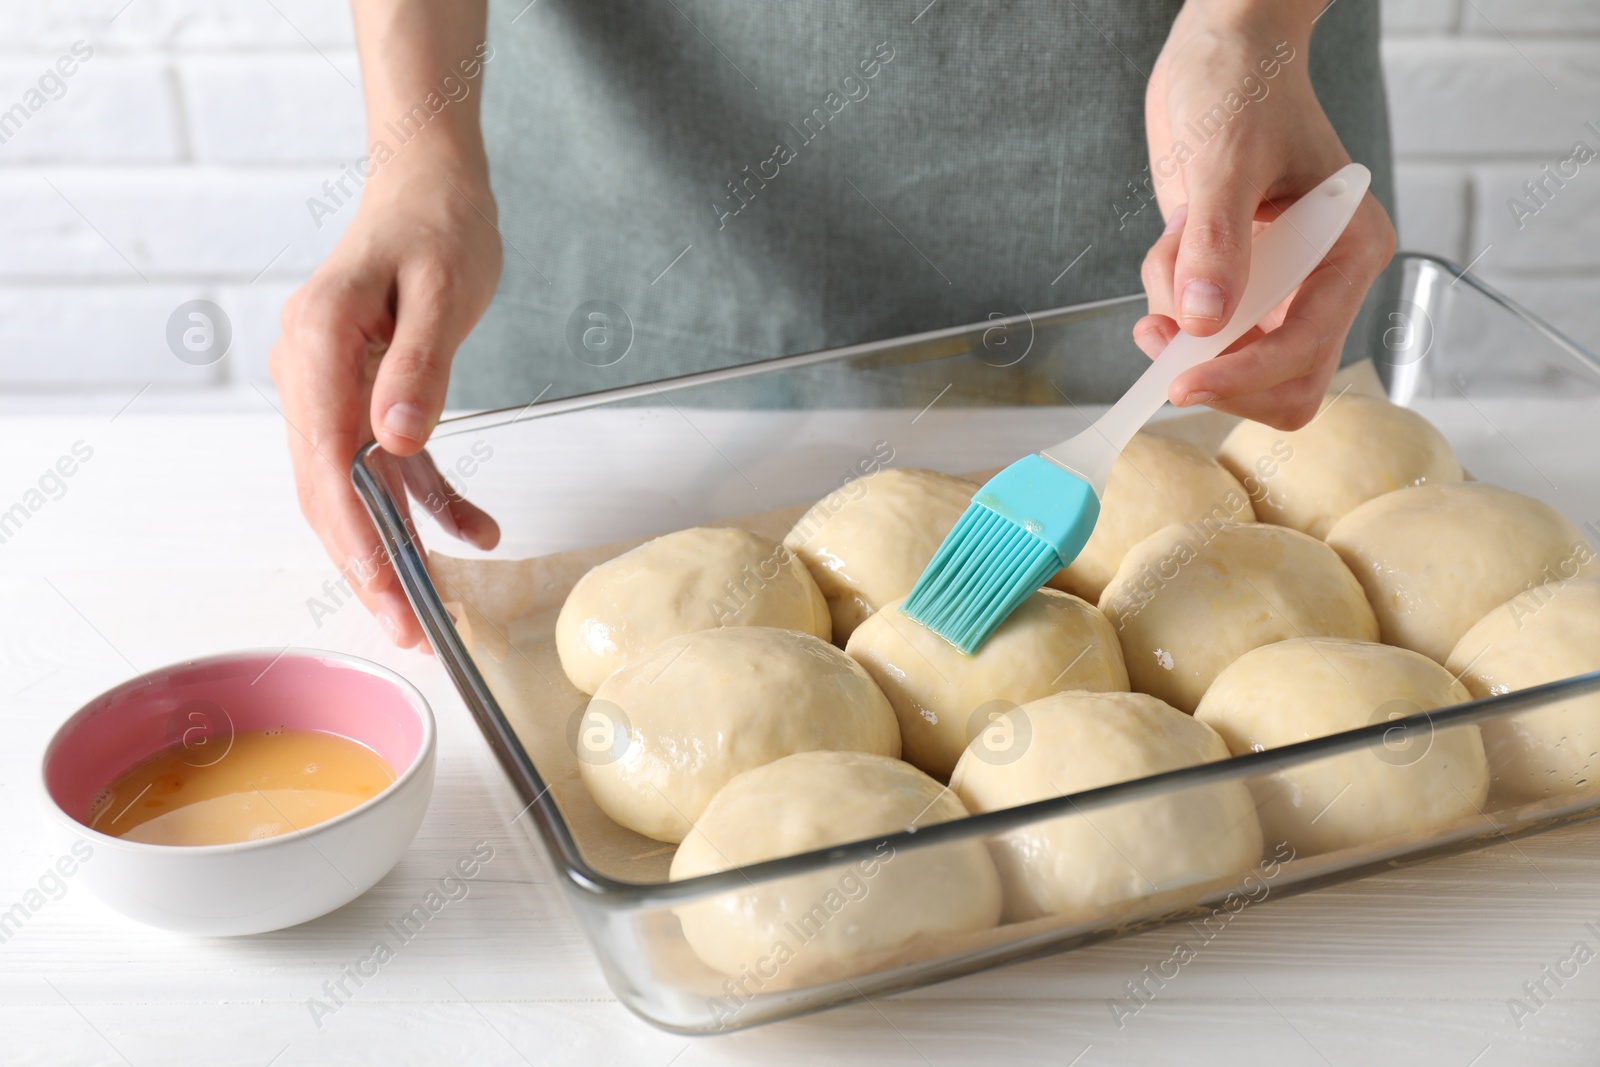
[1171,172,1258,337]
[370,264,466,457]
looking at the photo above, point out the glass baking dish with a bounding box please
[353,252,1600,1034]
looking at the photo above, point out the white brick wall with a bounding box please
[1383,0,1600,355]
[0,0,1596,411]
[0,1,361,411]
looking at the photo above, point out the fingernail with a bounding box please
[1162,204,1187,235]
[1133,326,1167,356]
[1181,281,1225,321]
[347,554,374,587]
[1181,390,1219,407]
[381,403,427,443]
[377,607,401,643]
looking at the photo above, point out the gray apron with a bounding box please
[449,0,1393,409]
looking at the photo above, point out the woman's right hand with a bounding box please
[269,156,503,649]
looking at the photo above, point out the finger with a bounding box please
[1143,201,1286,327]
[372,448,433,582]
[1132,314,1180,361]
[1171,164,1260,336]
[1172,291,1335,410]
[1171,197,1394,413]
[1168,277,1349,429]
[403,453,461,541]
[357,578,428,649]
[363,450,431,649]
[273,295,393,596]
[1139,203,1188,319]
[369,259,467,457]
[1195,370,1332,429]
[398,451,501,549]
[279,373,424,648]
[1135,313,1270,366]
[354,494,431,655]
[274,281,422,645]
[1135,315,1268,401]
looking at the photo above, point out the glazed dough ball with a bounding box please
[581,627,900,842]
[1050,431,1255,602]
[1447,578,1600,802]
[1218,394,1462,539]
[784,468,977,643]
[1196,637,1487,856]
[845,589,1129,780]
[556,527,830,694]
[1099,522,1379,714]
[951,691,1262,922]
[671,751,1001,985]
[1326,483,1599,664]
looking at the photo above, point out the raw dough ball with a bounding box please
[671,751,1001,985]
[1099,522,1378,714]
[1218,394,1462,539]
[1196,637,1487,856]
[950,691,1262,922]
[1050,431,1255,602]
[784,468,977,643]
[581,627,900,842]
[1326,483,1599,664]
[845,589,1129,780]
[1447,578,1600,802]
[556,527,830,694]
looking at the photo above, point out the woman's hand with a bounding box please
[270,0,501,649]
[270,157,503,649]
[1138,0,1396,429]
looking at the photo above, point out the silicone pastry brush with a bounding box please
[902,163,1372,654]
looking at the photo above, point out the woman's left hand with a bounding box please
[1137,0,1396,430]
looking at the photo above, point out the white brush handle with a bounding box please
[1041,163,1371,492]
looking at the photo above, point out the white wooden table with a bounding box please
[3,411,1598,1067]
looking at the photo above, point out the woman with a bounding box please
[271,0,1396,648]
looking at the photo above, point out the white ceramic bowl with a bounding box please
[39,648,435,936]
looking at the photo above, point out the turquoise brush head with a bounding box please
[902,455,1099,654]
[901,164,1373,654]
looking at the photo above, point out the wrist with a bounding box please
[352,151,496,238]
[1182,0,1321,48]
[352,10,494,200]
[362,83,490,179]
[359,111,490,191]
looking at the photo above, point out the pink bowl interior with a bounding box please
[43,651,428,826]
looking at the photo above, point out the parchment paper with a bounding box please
[428,362,1390,886]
